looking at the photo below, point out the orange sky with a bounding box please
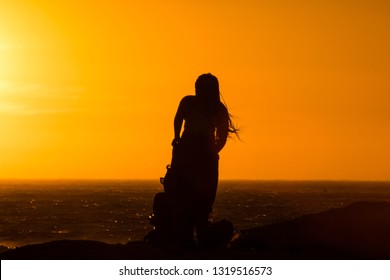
[0,0,389,180]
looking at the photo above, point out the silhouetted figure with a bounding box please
[165,73,238,249]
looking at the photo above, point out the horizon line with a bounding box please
[1,178,390,183]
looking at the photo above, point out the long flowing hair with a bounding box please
[195,73,239,137]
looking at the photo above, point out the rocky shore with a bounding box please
[1,201,390,260]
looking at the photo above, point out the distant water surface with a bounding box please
[1,180,390,248]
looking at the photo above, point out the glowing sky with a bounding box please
[0,0,389,180]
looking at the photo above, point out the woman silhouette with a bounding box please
[168,73,238,248]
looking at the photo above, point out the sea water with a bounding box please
[1,180,390,248]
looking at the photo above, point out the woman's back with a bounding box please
[181,95,218,139]
[175,95,229,150]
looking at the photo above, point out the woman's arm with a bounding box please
[172,96,190,145]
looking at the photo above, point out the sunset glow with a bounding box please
[0,0,389,180]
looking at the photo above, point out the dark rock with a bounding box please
[241,201,390,259]
[0,240,168,260]
[0,245,9,254]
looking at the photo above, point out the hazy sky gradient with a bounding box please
[0,0,389,180]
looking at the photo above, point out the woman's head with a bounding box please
[195,73,239,137]
[195,73,220,105]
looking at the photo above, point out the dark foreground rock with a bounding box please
[239,200,390,259]
[1,201,390,260]
[0,245,8,254]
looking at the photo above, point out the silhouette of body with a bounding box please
[168,73,237,248]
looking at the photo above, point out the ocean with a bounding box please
[1,180,390,248]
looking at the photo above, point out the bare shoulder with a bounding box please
[177,95,195,115]
[178,95,194,107]
[180,95,195,104]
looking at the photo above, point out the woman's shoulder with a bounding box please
[178,95,197,108]
[181,95,196,102]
